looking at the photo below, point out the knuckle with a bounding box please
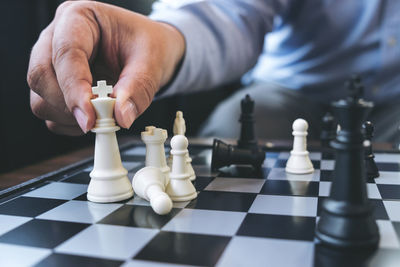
[134,74,158,113]
[30,98,47,120]
[27,63,51,95]
[56,1,94,17]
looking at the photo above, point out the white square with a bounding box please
[0,243,51,267]
[205,178,265,193]
[383,201,400,222]
[263,158,277,168]
[55,224,158,260]
[375,171,400,185]
[267,168,320,182]
[122,162,142,171]
[23,182,87,200]
[320,160,335,170]
[249,195,318,217]
[367,183,381,199]
[162,209,246,236]
[0,215,32,236]
[376,220,400,249]
[309,152,322,161]
[37,200,123,223]
[217,236,314,267]
[374,153,400,163]
[278,152,290,159]
[318,181,331,197]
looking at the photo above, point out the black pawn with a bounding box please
[237,94,257,150]
[363,121,379,181]
[316,75,379,249]
[320,112,337,148]
[211,139,265,171]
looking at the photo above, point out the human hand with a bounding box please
[28,1,185,135]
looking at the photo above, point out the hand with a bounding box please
[28,1,185,135]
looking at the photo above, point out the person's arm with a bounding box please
[150,0,290,96]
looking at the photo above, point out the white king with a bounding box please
[88,81,133,202]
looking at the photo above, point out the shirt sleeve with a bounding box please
[150,0,290,96]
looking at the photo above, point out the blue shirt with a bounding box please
[150,0,400,104]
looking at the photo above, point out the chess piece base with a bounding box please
[87,175,133,203]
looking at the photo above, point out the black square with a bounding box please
[321,151,335,160]
[0,219,89,248]
[35,253,122,267]
[317,198,389,220]
[98,205,181,229]
[260,180,319,196]
[218,166,270,179]
[62,171,91,184]
[376,162,400,172]
[377,184,400,200]
[194,176,215,191]
[134,231,231,266]
[320,170,333,181]
[0,197,66,217]
[192,156,209,165]
[237,213,315,241]
[393,222,400,240]
[186,191,257,212]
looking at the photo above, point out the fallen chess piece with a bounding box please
[211,139,265,171]
[166,135,197,201]
[286,118,314,174]
[87,81,133,203]
[132,166,173,215]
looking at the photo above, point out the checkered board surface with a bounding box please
[1,144,400,267]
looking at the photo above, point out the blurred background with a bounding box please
[0,0,239,173]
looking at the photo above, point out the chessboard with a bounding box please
[1,141,400,267]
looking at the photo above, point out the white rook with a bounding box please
[88,81,133,202]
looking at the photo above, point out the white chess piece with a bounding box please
[285,118,314,174]
[88,81,134,202]
[132,166,173,215]
[166,135,197,201]
[168,111,196,181]
[141,126,170,186]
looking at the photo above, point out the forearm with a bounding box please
[150,0,289,96]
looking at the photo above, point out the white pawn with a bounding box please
[168,111,196,181]
[132,166,173,215]
[141,126,170,186]
[166,135,197,201]
[286,118,314,174]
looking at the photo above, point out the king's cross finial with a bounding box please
[92,80,113,98]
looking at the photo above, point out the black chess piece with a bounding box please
[211,139,265,171]
[320,112,337,148]
[316,75,379,249]
[237,94,257,150]
[363,121,379,181]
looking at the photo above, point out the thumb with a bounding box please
[114,67,160,129]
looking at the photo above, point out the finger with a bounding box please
[27,23,68,112]
[114,63,159,129]
[51,3,100,133]
[45,120,84,136]
[30,90,77,125]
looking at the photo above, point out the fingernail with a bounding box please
[121,100,137,129]
[73,107,89,133]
